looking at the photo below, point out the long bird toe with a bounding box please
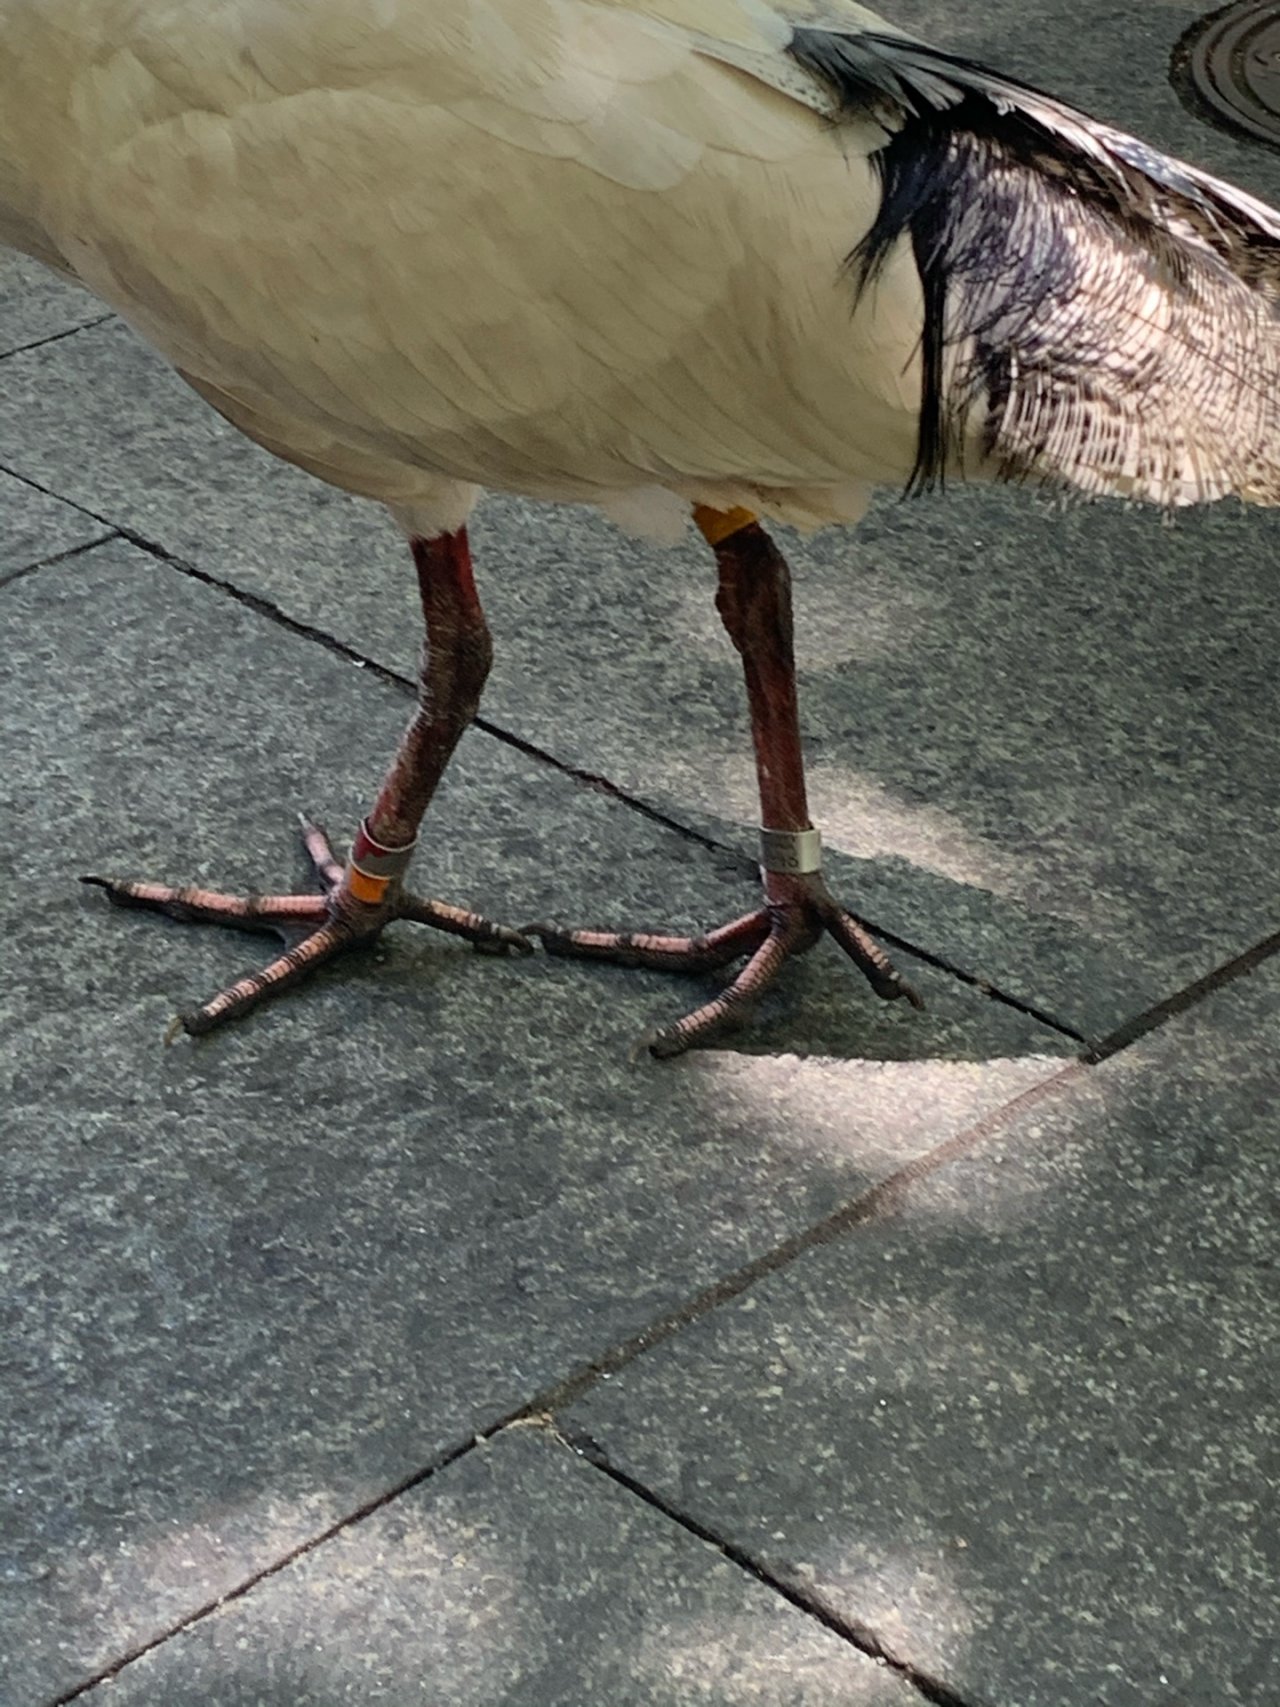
[528,868,922,1059]
[83,815,532,1039]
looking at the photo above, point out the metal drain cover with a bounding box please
[1182,1,1280,145]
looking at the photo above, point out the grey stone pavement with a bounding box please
[1,5,1278,1705]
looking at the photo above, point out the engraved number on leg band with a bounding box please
[759,827,822,876]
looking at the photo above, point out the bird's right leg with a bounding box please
[529,507,920,1055]
[86,526,531,1035]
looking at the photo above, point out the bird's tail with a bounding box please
[790,28,1280,508]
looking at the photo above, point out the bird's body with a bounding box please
[1,0,936,536]
[8,0,1279,540]
[4,0,1278,1050]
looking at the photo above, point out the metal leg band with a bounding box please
[346,820,418,904]
[759,826,822,876]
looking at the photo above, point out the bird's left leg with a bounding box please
[86,527,530,1035]
[530,506,921,1056]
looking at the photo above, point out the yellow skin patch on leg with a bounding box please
[693,504,758,546]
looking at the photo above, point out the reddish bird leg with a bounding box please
[86,527,530,1035]
[529,506,921,1056]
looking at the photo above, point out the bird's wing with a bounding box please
[682,4,1280,504]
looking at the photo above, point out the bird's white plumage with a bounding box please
[1,0,1278,534]
[0,0,932,533]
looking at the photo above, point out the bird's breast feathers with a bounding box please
[29,0,927,512]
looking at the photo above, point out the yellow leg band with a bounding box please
[693,505,758,547]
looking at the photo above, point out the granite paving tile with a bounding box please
[0,540,1065,1702]
[0,252,107,356]
[568,960,1280,1707]
[0,0,1276,1036]
[2,9,1275,1705]
[88,1426,918,1707]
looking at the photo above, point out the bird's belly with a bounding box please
[52,46,931,513]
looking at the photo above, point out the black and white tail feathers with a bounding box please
[789,26,1280,505]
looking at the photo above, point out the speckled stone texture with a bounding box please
[0,2,1275,1039]
[0,470,109,579]
[568,961,1280,1707]
[0,542,1065,1703]
[0,251,106,354]
[90,1427,916,1707]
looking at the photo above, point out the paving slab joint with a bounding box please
[553,1422,990,1707]
[513,1060,1087,1423]
[0,531,121,591]
[37,1423,497,1707]
[0,311,114,364]
[1083,925,1280,1063]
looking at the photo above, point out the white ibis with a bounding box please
[3,0,1276,1054]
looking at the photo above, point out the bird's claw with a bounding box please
[86,817,531,1035]
[531,874,922,1058]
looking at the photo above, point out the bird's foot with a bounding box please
[84,815,532,1037]
[526,870,922,1058]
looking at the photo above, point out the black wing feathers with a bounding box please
[789,27,1280,504]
